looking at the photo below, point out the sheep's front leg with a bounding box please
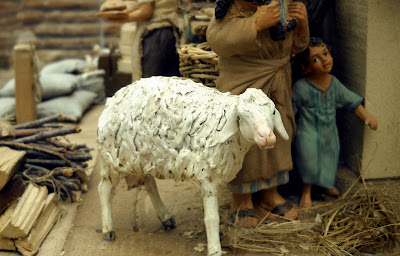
[98,161,119,241]
[144,175,175,229]
[200,179,222,256]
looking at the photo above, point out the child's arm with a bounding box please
[353,105,378,131]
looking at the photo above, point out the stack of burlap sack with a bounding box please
[0,59,105,120]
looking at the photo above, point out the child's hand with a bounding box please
[365,115,378,131]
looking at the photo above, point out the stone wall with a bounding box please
[335,0,400,178]
[0,0,121,68]
[334,0,368,174]
[363,0,400,179]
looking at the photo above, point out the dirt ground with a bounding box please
[1,91,399,256]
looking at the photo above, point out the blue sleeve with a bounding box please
[292,81,303,116]
[333,77,364,111]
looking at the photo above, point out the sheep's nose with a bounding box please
[268,131,276,146]
[254,125,276,149]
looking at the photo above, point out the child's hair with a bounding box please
[295,37,331,67]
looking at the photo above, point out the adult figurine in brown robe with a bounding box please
[207,0,309,227]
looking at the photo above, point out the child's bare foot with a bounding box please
[299,194,312,208]
[325,187,340,197]
[300,184,312,208]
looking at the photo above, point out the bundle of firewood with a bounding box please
[0,113,91,203]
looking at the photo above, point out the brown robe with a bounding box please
[206,0,309,185]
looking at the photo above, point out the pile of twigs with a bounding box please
[0,114,91,202]
[222,188,400,255]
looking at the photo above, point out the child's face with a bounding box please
[304,45,333,75]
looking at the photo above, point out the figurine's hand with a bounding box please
[287,2,308,36]
[255,0,281,32]
[365,115,378,131]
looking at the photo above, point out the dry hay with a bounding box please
[221,188,400,255]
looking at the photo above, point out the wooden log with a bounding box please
[25,158,68,167]
[0,175,26,214]
[0,183,48,239]
[34,23,101,36]
[64,152,92,162]
[13,126,81,144]
[15,193,60,256]
[37,37,104,50]
[0,147,26,190]
[3,128,52,139]
[26,143,66,153]
[25,150,55,159]
[45,10,98,23]
[21,0,98,9]
[16,10,44,24]
[0,141,73,166]
[14,44,37,124]
[45,138,86,151]
[13,113,77,129]
[0,201,18,238]
[73,169,88,184]
[1,128,53,139]
[0,236,16,251]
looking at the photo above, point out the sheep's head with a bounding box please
[237,88,289,149]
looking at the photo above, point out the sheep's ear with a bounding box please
[273,108,289,140]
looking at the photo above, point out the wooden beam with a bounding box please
[14,44,37,124]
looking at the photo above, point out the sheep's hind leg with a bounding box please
[200,179,222,256]
[98,161,120,241]
[144,175,175,229]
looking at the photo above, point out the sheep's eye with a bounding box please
[273,109,276,115]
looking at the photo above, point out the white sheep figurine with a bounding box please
[97,76,289,256]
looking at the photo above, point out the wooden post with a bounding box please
[14,44,37,124]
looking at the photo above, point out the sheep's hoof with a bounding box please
[103,231,116,241]
[162,216,176,230]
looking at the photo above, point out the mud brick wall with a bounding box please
[0,1,22,68]
[0,0,121,68]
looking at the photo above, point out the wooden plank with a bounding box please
[14,44,37,124]
[0,200,18,240]
[0,235,16,251]
[0,183,48,239]
[15,193,60,256]
[0,174,26,214]
[0,147,26,190]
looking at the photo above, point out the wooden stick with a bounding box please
[64,153,92,162]
[0,128,53,139]
[25,150,55,159]
[13,126,81,144]
[14,44,37,124]
[26,158,68,167]
[45,138,86,151]
[0,141,73,166]
[12,114,77,129]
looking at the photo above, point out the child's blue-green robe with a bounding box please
[292,76,363,189]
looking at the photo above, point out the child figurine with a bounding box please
[292,37,378,208]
